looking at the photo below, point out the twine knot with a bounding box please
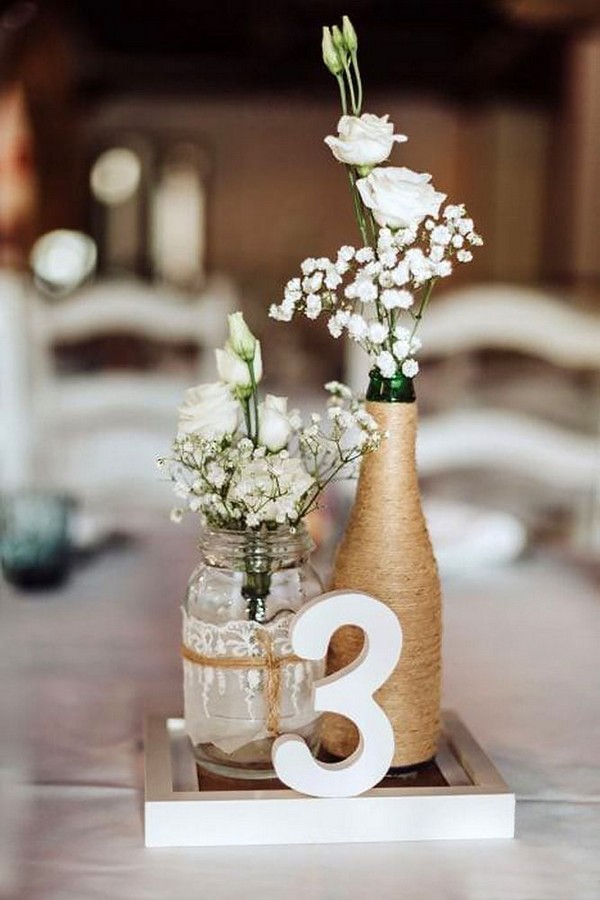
[181,629,302,736]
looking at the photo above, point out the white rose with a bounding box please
[177,382,239,439]
[258,394,292,452]
[215,341,263,395]
[357,167,446,229]
[324,114,407,166]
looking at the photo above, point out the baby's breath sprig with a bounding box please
[270,207,482,379]
[160,314,384,532]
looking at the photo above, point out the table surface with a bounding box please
[3,523,600,900]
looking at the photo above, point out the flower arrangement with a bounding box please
[269,16,482,382]
[159,312,383,532]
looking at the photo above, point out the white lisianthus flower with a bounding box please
[324,114,407,167]
[356,167,446,229]
[216,342,263,396]
[258,395,293,452]
[177,382,240,439]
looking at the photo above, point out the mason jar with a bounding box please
[182,523,324,779]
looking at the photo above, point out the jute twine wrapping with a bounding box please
[181,631,302,736]
[322,401,442,768]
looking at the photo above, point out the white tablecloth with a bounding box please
[4,525,600,900]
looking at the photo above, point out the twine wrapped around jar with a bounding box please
[181,630,303,736]
[321,400,442,768]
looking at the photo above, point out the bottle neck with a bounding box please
[366,368,415,403]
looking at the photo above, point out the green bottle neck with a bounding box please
[366,368,415,403]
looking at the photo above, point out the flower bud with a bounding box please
[227,311,257,363]
[258,395,292,452]
[331,24,346,55]
[322,26,343,76]
[342,16,357,53]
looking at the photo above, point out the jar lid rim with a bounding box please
[197,521,314,554]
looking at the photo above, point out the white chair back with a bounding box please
[345,283,600,550]
[0,274,237,518]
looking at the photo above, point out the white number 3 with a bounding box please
[272,590,402,798]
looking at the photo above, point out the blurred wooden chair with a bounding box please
[0,272,237,523]
[345,283,600,555]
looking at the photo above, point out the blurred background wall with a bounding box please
[3,3,600,321]
[4,1,600,301]
[0,0,599,559]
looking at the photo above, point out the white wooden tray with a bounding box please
[144,711,515,847]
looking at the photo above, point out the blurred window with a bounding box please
[151,143,206,291]
[90,147,142,206]
[88,136,208,291]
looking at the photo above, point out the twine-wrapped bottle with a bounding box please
[321,370,441,770]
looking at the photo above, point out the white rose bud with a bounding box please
[227,311,257,363]
[357,166,446,229]
[177,382,239,439]
[216,341,263,398]
[325,114,407,167]
[258,395,292,452]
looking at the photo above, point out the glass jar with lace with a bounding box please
[182,522,324,779]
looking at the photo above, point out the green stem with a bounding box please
[351,52,363,113]
[385,307,395,354]
[335,74,348,116]
[242,397,252,440]
[409,278,437,345]
[364,207,377,245]
[299,449,364,519]
[346,167,371,246]
[242,535,272,623]
[247,360,259,446]
[341,57,357,114]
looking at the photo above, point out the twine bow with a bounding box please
[181,630,303,735]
